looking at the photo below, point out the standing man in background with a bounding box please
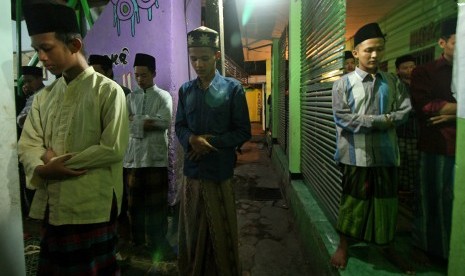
[123,53,174,260]
[175,26,251,276]
[343,50,356,74]
[18,3,129,274]
[410,17,457,261]
[16,66,45,217]
[331,23,412,273]
[88,54,132,95]
[17,66,44,128]
[394,55,418,194]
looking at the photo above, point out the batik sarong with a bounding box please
[178,178,240,276]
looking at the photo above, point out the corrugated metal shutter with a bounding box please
[300,0,346,223]
[277,27,289,154]
[377,0,457,71]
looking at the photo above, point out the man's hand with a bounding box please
[41,148,57,164]
[428,114,456,126]
[35,154,87,180]
[143,118,157,130]
[188,134,218,160]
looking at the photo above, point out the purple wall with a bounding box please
[84,0,202,205]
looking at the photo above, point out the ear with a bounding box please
[68,38,83,54]
[215,50,221,60]
[438,38,446,50]
[352,48,359,59]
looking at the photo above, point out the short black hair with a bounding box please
[395,55,416,69]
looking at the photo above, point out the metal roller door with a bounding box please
[300,0,346,223]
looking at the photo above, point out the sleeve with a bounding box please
[388,77,412,126]
[208,84,252,148]
[411,65,448,118]
[17,94,47,188]
[175,86,192,152]
[332,78,388,133]
[148,91,173,130]
[64,84,129,169]
[16,96,34,128]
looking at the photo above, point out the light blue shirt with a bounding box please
[332,67,411,167]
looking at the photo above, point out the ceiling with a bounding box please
[234,0,410,62]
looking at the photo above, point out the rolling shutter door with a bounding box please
[300,0,345,223]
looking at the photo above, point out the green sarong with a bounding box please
[337,165,398,245]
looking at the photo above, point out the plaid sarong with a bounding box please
[336,165,398,245]
[37,202,119,275]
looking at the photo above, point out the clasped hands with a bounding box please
[35,148,87,180]
[188,134,218,161]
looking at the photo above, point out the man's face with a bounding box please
[344,58,355,73]
[31,32,74,76]
[439,34,456,62]
[22,75,43,97]
[353,38,385,74]
[188,47,219,80]
[396,61,416,82]
[134,66,155,90]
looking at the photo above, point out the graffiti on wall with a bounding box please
[112,0,160,37]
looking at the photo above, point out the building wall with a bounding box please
[377,0,457,71]
[84,0,201,205]
[449,1,465,274]
[1,2,26,274]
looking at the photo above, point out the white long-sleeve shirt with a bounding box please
[123,84,173,168]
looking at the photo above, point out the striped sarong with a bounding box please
[336,165,398,245]
[412,152,454,259]
[37,202,119,275]
[178,178,240,276]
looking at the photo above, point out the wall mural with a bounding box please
[112,0,160,36]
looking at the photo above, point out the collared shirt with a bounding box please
[175,71,251,181]
[17,89,43,128]
[332,67,411,167]
[18,67,129,225]
[411,55,456,156]
[123,84,172,168]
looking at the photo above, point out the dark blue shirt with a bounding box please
[175,71,251,181]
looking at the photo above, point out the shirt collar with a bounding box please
[355,66,384,81]
[196,70,221,90]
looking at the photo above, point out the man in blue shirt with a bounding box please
[175,26,251,276]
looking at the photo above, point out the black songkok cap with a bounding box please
[187,26,219,49]
[88,55,113,68]
[344,50,354,60]
[354,23,384,46]
[22,66,43,77]
[134,53,156,72]
[441,17,457,38]
[395,55,416,69]
[23,3,80,36]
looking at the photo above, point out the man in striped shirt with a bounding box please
[331,22,412,273]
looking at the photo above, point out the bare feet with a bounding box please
[331,235,348,269]
[381,246,416,275]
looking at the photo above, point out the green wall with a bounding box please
[448,1,464,274]
[288,0,301,174]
